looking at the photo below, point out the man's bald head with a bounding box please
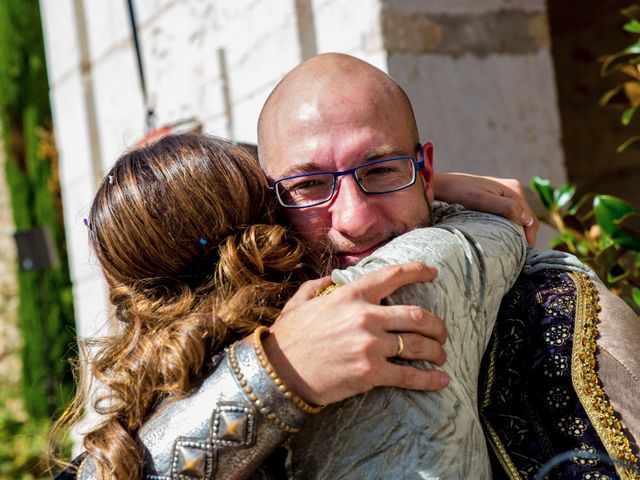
[257,53,419,169]
[256,53,432,265]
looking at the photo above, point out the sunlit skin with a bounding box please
[259,54,434,267]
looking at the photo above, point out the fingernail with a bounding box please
[520,212,533,227]
[440,372,450,387]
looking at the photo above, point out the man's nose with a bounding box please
[329,176,378,239]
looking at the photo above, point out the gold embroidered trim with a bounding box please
[480,326,523,479]
[570,272,640,480]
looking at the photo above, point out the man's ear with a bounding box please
[419,141,435,204]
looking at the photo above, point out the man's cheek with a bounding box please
[288,211,328,246]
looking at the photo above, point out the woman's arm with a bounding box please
[433,172,538,247]
[76,339,309,480]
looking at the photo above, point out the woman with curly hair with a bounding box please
[52,133,320,479]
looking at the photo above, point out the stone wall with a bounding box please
[383,0,566,187]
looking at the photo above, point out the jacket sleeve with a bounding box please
[76,334,308,480]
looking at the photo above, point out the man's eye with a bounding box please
[365,166,397,176]
[289,179,327,192]
[361,164,400,178]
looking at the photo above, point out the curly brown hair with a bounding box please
[53,134,316,479]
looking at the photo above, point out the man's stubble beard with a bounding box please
[315,202,433,271]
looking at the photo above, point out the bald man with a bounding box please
[255,54,638,479]
[256,53,533,407]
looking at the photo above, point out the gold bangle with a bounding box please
[253,326,324,414]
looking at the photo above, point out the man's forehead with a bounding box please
[273,143,413,179]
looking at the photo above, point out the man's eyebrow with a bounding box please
[277,162,324,179]
[276,146,411,179]
[363,145,410,161]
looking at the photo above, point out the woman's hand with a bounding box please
[263,263,449,406]
[433,172,538,247]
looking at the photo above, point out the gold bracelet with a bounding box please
[228,342,299,433]
[253,326,324,414]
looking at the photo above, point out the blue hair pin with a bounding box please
[199,237,207,245]
[83,218,89,227]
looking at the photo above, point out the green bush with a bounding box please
[0,0,76,420]
[0,413,52,480]
[531,176,640,313]
[600,3,640,152]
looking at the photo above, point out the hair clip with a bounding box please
[199,237,207,245]
[83,218,89,227]
[108,175,114,185]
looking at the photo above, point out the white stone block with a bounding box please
[141,0,217,125]
[50,71,96,185]
[389,49,565,186]
[90,46,145,169]
[72,274,110,340]
[313,0,385,61]
[40,0,81,86]
[132,0,178,25]
[58,174,97,286]
[83,0,130,63]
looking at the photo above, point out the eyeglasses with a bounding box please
[271,145,425,209]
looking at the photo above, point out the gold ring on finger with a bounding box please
[395,334,404,357]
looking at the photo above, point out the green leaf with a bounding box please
[594,195,635,229]
[632,287,640,307]
[622,5,640,20]
[530,176,554,210]
[624,19,640,33]
[601,46,640,76]
[616,211,640,235]
[599,84,624,106]
[595,244,618,268]
[577,240,591,257]
[594,195,640,249]
[622,106,638,125]
[549,236,567,249]
[614,211,640,251]
[553,183,576,209]
[616,134,640,152]
[607,264,628,283]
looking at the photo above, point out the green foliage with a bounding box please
[0,413,53,480]
[600,4,640,152]
[0,0,76,421]
[531,177,640,312]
